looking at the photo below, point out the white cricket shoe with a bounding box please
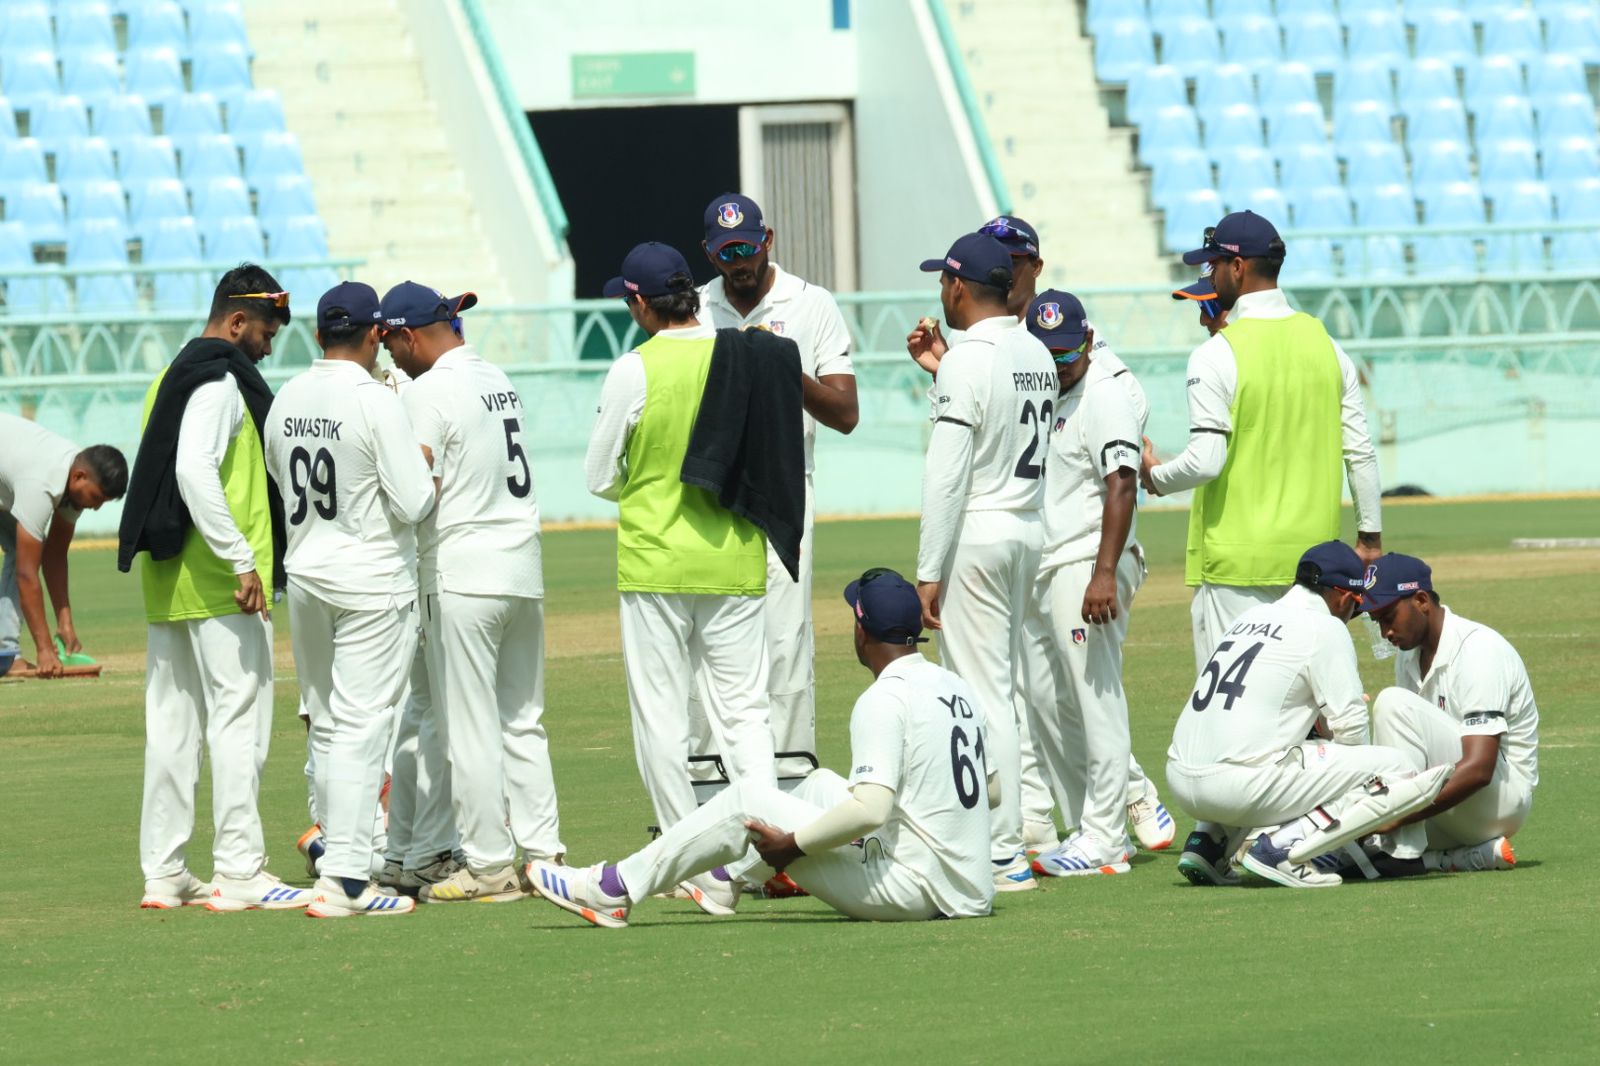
[1023,819,1060,857]
[417,863,525,903]
[992,852,1038,892]
[205,870,311,911]
[527,860,630,929]
[306,877,415,918]
[679,872,740,916]
[1241,833,1343,889]
[1432,836,1516,873]
[1031,835,1131,878]
[140,870,212,909]
[1288,764,1455,865]
[1127,795,1178,851]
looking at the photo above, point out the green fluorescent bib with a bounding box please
[1186,313,1343,587]
[616,334,765,595]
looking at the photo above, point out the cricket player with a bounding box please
[585,243,777,884]
[1021,291,1148,877]
[265,282,436,917]
[382,281,565,903]
[0,416,126,677]
[1140,211,1384,672]
[527,568,996,927]
[694,192,858,777]
[1360,553,1537,873]
[1171,263,1226,337]
[120,265,307,911]
[1166,541,1452,889]
[914,231,1054,891]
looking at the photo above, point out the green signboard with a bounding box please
[571,51,696,99]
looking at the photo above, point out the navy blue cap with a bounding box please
[703,193,767,252]
[1295,540,1369,594]
[603,242,695,299]
[843,568,928,646]
[919,232,1015,288]
[381,281,479,330]
[978,215,1040,257]
[1181,209,1285,265]
[317,281,382,333]
[1172,260,1219,302]
[1361,553,1434,612]
[1027,288,1089,360]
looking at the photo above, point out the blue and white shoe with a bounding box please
[1240,833,1342,889]
[527,860,630,928]
[1127,795,1177,851]
[1031,836,1131,878]
[992,852,1038,892]
[306,877,414,918]
[205,871,312,911]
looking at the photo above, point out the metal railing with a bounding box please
[925,0,1013,214]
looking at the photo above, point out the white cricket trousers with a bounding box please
[424,592,563,870]
[1191,583,1287,671]
[385,640,458,868]
[1166,739,1429,858]
[1371,687,1533,847]
[288,584,416,882]
[617,770,945,921]
[140,612,273,881]
[620,591,776,830]
[1030,550,1145,855]
[938,509,1042,863]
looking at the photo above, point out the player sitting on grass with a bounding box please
[528,568,998,926]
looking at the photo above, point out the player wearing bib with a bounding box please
[914,232,1055,892]
[1362,554,1537,873]
[692,193,858,779]
[119,265,308,911]
[1021,292,1147,878]
[1167,542,1451,889]
[266,283,435,918]
[586,243,777,871]
[527,569,996,927]
[382,281,565,904]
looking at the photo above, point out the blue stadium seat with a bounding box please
[0,96,16,139]
[1543,135,1600,187]
[1138,104,1201,165]
[1333,99,1395,153]
[1397,58,1460,115]
[1149,146,1212,207]
[117,134,179,183]
[282,264,340,306]
[1353,234,1408,277]
[1352,176,1416,277]
[11,182,67,244]
[1219,0,1274,16]
[1085,0,1136,37]
[1539,7,1600,63]
[1203,103,1265,157]
[1463,56,1525,113]
[1160,19,1221,78]
[189,1,253,55]
[1424,179,1487,222]
[1478,138,1540,199]
[243,130,302,185]
[61,50,123,104]
[1417,180,1484,276]
[1485,8,1545,63]
[1290,184,1355,229]
[1163,186,1224,251]
[56,4,119,53]
[1474,96,1536,143]
[1465,0,1512,22]
[1412,10,1478,66]
[1267,102,1327,150]
[1,49,62,109]
[266,213,328,259]
[1344,142,1409,195]
[143,214,206,309]
[94,95,154,140]
[67,215,138,311]
[1528,54,1587,105]
[0,137,48,194]
[128,1,188,57]
[1223,185,1288,223]
[0,219,69,313]
[1356,182,1417,229]
[1148,0,1205,27]
[1536,94,1599,144]
[1404,98,1470,145]
[1345,13,1409,67]
[202,213,264,260]
[1555,175,1600,221]
[1125,65,1187,127]
[255,173,317,219]
[1257,62,1319,117]
[1334,58,1397,112]
[192,45,252,97]
[1340,0,1397,16]
[1549,229,1600,271]
[64,178,127,223]
[1221,16,1282,68]
[224,88,286,136]
[189,173,249,219]
[1285,237,1338,283]
[125,47,186,104]
[1411,140,1474,197]
[1279,144,1341,191]
[162,93,224,146]
[1195,64,1256,114]
[1216,146,1276,201]
[28,96,92,152]
[128,175,188,236]
[1484,180,1552,272]
[179,133,241,182]
[1095,20,1156,83]
[1404,0,1468,17]
[56,136,117,186]
[0,4,55,52]
[1282,12,1344,72]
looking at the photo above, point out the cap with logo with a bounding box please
[1172,259,1220,303]
[1027,288,1089,360]
[317,281,383,333]
[380,281,479,329]
[919,232,1015,288]
[978,215,1040,257]
[1294,540,1369,594]
[602,241,695,299]
[1181,209,1285,265]
[702,192,767,252]
[843,568,928,646]
[1359,553,1434,612]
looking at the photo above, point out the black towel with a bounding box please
[681,327,806,582]
[117,337,287,590]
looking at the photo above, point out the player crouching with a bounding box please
[529,569,997,927]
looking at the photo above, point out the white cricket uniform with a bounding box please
[1029,356,1146,856]
[1147,288,1384,669]
[139,376,275,882]
[918,313,1056,863]
[692,265,853,775]
[403,343,564,871]
[585,323,777,831]
[616,653,995,920]
[265,359,435,882]
[1165,585,1428,857]
[1372,607,1538,847]
[0,414,82,655]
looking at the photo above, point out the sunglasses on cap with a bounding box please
[716,241,763,263]
[228,291,291,308]
[979,220,1038,253]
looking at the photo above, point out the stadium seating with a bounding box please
[0,218,69,312]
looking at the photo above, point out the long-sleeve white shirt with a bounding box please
[1149,287,1383,533]
[175,375,255,575]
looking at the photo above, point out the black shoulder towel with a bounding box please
[116,337,287,590]
[681,327,806,582]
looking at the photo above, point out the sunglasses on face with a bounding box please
[228,291,291,308]
[1051,336,1091,364]
[1200,298,1221,318]
[717,242,763,262]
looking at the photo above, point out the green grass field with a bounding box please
[3,499,1598,1064]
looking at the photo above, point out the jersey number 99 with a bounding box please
[287,446,337,525]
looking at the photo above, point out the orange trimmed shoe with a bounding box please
[140,870,212,909]
[527,861,630,928]
[1032,835,1132,878]
[1434,836,1516,872]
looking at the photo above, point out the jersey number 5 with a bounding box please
[287,446,337,525]
[1190,639,1265,712]
[1014,399,1054,480]
[950,725,985,810]
[503,418,531,498]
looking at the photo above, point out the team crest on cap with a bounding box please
[717,202,744,228]
[1036,301,1064,330]
[1362,564,1378,590]
[1072,628,1087,645]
